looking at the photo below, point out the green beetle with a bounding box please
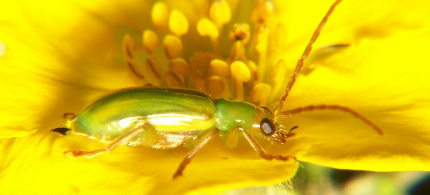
[57,0,382,179]
[62,86,296,179]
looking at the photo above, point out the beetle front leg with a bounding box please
[65,122,154,157]
[173,128,218,179]
[238,127,297,161]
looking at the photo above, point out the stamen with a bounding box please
[197,18,219,38]
[151,2,170,28]
[251,0,274,25]
[256,26,269,81]
[210,59,230,97]
[209,59,230,77]
[126,59,145,85]
[194,73,207,91]
[169,58,189,83]
[247,60,258,82]
[145,58,162,86]
[163,35,183,59]
[229,24,251,45]
[169,10,189,36]
[209,0,231,29]
[256,26,269,53]
[197,18,220,52]
[166,70,184,87]
[230,61,251,100]
[121,34,136,59]
[230,41,247,62]
[206,76,225,98]
[142,30,159,54]
[250,83,272,107]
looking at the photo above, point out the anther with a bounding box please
[251,0,274,25]
[250,83,272,107]
[197,18,220,51]
[166,70,184,87]
[122,34,136,59]
[197,18,219,38]
[209,0,231,28]
[163,35,183,59]
[126,59,145,85]
[151,2,170,28]
[210,59,230,97]
[169,58,189,82]
[143,30,159,54]
[256,26,269,53]
[229,24,251,44]
[169,10,189,36]
[210,59,230,77]
[145,58,162,86]
[205,76,225,98]
[230,61,251,100]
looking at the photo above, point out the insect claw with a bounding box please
[63,151,77,158]
[291,156,298,162]
[287,133,296,138]
[51,127,71,135]
[64,150,102,158]
[172,171,183,180]
[280,155,297,162]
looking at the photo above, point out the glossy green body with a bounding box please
[215,98,256,136]
[68,87,264,149]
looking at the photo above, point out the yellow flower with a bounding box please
[1,0,430,194]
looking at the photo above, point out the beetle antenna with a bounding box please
[274,0,342,116]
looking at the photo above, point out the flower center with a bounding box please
[122,0,289,108]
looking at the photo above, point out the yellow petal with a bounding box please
[0,130,298,194]
[0,0,143,137]
[268,0,430,172]
[0,0,298,194]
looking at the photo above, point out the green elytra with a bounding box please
[60,0,383,179]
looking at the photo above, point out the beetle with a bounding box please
[57,0,383,179]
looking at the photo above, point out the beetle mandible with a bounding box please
[57,0,383,179]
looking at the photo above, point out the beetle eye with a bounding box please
[260,118,275,136]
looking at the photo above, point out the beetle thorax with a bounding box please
[214,98,257,136]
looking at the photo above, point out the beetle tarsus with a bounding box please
[64,149,105,158]
[261,154,297,162]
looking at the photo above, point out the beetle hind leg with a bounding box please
[65,122,153,158]
[173,129,218,179]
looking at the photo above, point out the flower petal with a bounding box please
[0,130,298,194]
[0,0,145,137]
[0,1,298,193]
[272,29,430,171]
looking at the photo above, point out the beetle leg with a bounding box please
[64,123,151,157]
[173,128,218,180]
[238,127,297,162]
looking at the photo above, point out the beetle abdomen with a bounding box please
[70,87,217,143]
